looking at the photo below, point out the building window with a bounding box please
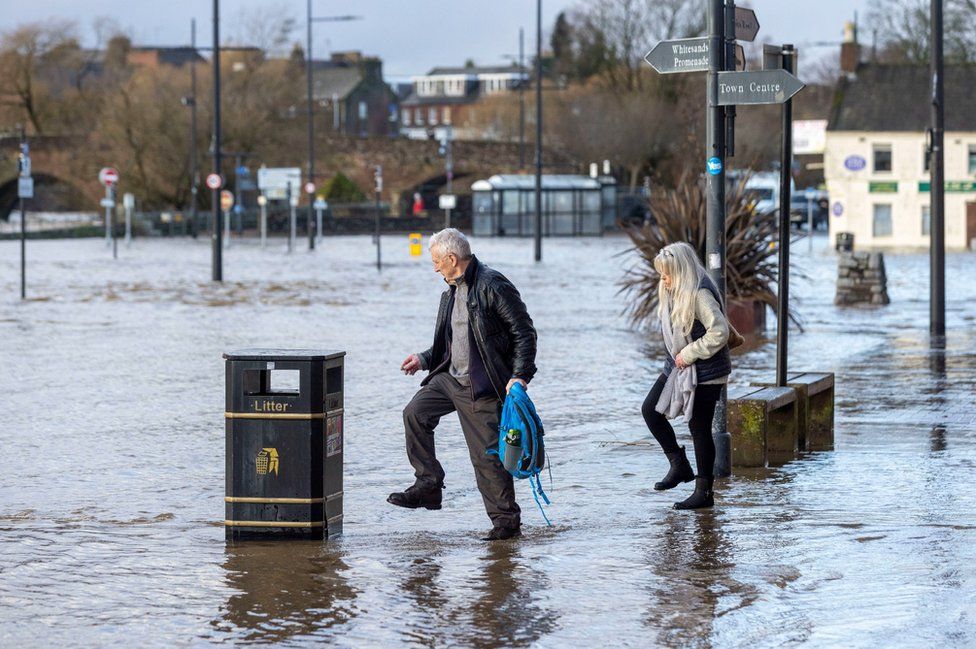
[873,204,893,237]
[921,205,930,236]
[873,144,892,173]
[923,144,930,173]
[969,145,976,174]
[429,107,438,124]
[416,108,424,125]
[358,101,367,121]
[443,106,452,125]
[403,109,411,126]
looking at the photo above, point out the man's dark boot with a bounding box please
[482,525,521,541]
[387,484,442,510]
[673,476,714,510]
[654,446,695,491]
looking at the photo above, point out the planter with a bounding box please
[727,298,766,336]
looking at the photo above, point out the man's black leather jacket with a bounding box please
[419,256,537,401]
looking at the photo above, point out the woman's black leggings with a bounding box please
[641,374,723,478]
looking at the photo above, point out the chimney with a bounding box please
[840,21,860,75]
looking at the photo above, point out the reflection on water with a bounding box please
[0,235,974,645]
[214,541,357,643]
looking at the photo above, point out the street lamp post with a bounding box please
[181,19,199,239]
[534,0,543,262]
[306,6,363,252]
[212,0,222,281]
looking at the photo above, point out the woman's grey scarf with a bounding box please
[655,293,697,420]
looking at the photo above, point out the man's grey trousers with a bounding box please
[403,372,521,528]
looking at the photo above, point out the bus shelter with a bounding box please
[471,174,616,237]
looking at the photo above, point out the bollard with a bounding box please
[409,232,423,257]
[224,349,345,540]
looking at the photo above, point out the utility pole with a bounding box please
[930,0,945,337]
[306,0,316,251]
[534,0,543,262]
[211,0,222,281]
[707,0,730,477]
[188,19,199,238]
[519,27,526,170]
[776,44,796,388]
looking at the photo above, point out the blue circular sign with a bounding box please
[832,201,844,216]
[843,155,867,171]
[706,157,723,175]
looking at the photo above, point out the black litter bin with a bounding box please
[835,231,854,252]
[224,349,345,540]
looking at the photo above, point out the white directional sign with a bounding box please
[257,167,302,200]
[438,194,457,210]
[734,7,760,42]
[100,197,115,208]
[644,37,709,74]
[716,69,805,105]
[18,176,33,199]
[645,38,746,74]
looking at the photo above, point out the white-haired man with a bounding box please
[389,228,537,541]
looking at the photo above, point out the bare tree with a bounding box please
[0,21,79,134]
[569,0,702,94]
[866,0,976,63]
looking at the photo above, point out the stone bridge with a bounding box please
[0,134,579,220]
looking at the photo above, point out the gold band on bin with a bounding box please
[225,497,324,504]
[224,520,324,528]
[225,412,327,420]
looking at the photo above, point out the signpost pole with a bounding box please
[930,0,945,337]
[104,185,112,247]
[776,45,796,388]
[375,165,382,271]
[707,0,731,478]
[18,127,28,300]
[258,195,267,248]
[112,187,118,260]
[287,181,294,253]
[445,126,453,229]
[316,205,323,244]
[807,194,814,251]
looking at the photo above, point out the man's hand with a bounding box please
[401,354,422,375]
[675,353,690,369]
[506,378,527,393]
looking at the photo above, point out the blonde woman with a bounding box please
[640,242,731,509]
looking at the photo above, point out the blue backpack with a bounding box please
[487,383,552,525]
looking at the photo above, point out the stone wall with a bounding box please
[836,251,890,305]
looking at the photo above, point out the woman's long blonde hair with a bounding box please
[654,242,706,336]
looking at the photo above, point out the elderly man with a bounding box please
[389,228,537,541]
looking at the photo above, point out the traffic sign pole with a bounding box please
[287,182,295,253]
[18,128,28,300]
[212,0,223,282]
[707,0,731,479]
[305,181,315,251]
[776,45,796,389]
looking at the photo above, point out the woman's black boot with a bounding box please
[654,446,695,491]
[674,476,714,510]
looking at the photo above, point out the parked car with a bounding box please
[790,189,829,230]
[744,172,794,217]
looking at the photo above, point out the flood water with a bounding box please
[1,233,974,647]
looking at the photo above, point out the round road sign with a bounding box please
[304,182,316,195]
[220,190,234,212]
[206,173,223,190]
[99,167,119,186]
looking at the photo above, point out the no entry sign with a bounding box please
[99,167,119,186]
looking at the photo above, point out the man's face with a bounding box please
[431,246,460,280]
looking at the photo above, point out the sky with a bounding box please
[3,0,872,83]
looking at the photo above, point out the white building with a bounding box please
[825,64,976,250]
